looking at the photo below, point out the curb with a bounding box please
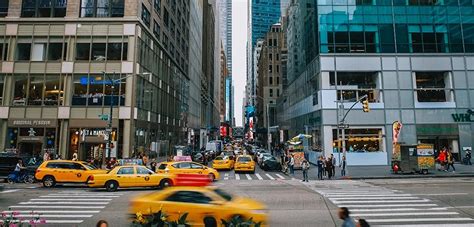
[338,173,474,180]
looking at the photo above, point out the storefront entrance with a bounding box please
[417,124,460,162]
[80,142,105,164]
[18,142,42,158]
[418,137,460,161]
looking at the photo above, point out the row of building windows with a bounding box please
[318,0,474,6]
[2,41,127,62]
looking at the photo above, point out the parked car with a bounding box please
[254,149,269,162]
[258,153,273,166]
[261,156,282,171]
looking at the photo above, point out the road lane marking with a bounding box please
[3,210,101,213]
[19,202,109,205]
[0,220,84,224]
[331,197,420,200]
[275,174,285,179]
[341,204,438,208]
[245,174,252,180]
[365,218,473,223]
[326,194,413,197]
[0,189,21,194]
[377,224,474,227]
[15,214,94,218]
[351,212,459,217]
[265,174,275,180]
[332,199,431,204]
[9,206,106,209]
[31,198,113,201]
[351,208,448,212]
[40,195,120,198]
[235,174,240,180]
[255,173,263,180]
[412,193,469,196]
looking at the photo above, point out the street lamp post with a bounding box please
[266,103,271,154]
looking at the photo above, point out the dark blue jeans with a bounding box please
[303,170,308,181]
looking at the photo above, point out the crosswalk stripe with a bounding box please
[341,204,439,208]
[331,197,419,200]
[0,189,21,194]
[0,220,84,224]
[245,174,252,180]
[351,208,448,212]
[366,218,473,223]
[326,194,413,197]
[235,174,240,180]
[15,214,94,218]
[31,198,113,201]
[377,224,474,227]
[40,195,120,198]
[255,173,263,180]
[351,212,459,217]
[275,174,285,179]
[224,173,229,180]
[10,205,106,209]
[3,210,101,213]
[20,202,109,205]
[265,174,275,180]
[332,199,431,204]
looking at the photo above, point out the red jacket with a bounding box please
[437,151,447,162]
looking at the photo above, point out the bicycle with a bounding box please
[7,171,35,184]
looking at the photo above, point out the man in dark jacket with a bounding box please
[317,156,324,180]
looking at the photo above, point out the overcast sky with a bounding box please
[232,0,247,127]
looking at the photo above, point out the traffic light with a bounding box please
[362,98,370,112]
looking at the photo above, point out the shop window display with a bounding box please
[330,72,381,103]
[333,128,383,152]
[12,74,64,106]
[72,74,126,106]
[415,72,451,102]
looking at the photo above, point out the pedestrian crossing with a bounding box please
[5,190,123,225]
[221,172,292,181]
[313,181,474,226]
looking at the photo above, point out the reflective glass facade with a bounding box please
[318,0,474,54]
[251,0,282,47]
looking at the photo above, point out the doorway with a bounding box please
[18,142,42,158]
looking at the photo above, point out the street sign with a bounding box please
[99,114,109,121]
[337,124,349,129]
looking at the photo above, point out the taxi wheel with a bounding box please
[203,217,217,227]
[105,180,118,192]
[208,173,215,181]
[159,179,172,189]
[42,176,56,188]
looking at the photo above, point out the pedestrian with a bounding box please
[96,220,108,227]
[338,207,355,227]
[331,154,336,177]
[301,159,310,182]
[446,150,455,172]
[43,151,50,162]
[72,152,78,161]
[465,149,472,165]
[150,161,157,172]
[13,159,26,181]
[322,157,327,177]
[356,219,370,227]
[340,155,347,177]
[326,157,333,179]
[317,156,324,180]
[289,154,295,175]
[436,148,447,171]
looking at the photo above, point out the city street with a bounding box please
[1,165,473,226]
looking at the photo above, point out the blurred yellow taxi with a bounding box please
[212,156,234,170]
[234,155,256,173]
[87,165,176,192]
[35,160,107,188]
[156,161,220,181]
[129,186,267,226]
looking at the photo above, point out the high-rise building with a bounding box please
[0,0,192,160]
[278,0,474,166]
[218,0,233,125]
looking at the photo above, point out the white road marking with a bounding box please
[19,202,109,205]
[0,220,84,224]
[235,174,240,180]
[15,214,94,218]
[255,173,263,180]
[224,173,229,180]
[275,174,285,179]
[351,207,448,212]
[377,224,474,227]
[331,197,420,200]
[31,198,112,201]
[332,199,430,204]
[3,210,101,214]
[351,212,459,217]
[40,195,120,198]
[265,174,275,180]
[0,189,21,194]
[245,174,252,180]
[412,193,469,196]
[341,204,439,208]
[9,206,106,209]
[326,194,413,198]
[366,217,473,223]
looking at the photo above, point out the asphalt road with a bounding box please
[0,165,473,227]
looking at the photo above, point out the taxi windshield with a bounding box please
[214,156,224,160]
[237,157,251,162]
[82,163,98,170]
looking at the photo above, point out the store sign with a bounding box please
[452,109,474,122]
[9,119,56,127]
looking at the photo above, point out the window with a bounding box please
[0,75,4,104]
[333,128,383,153]
[328,31,377,53]
[276,77,280,85]
[165,191,213,204]
[72,74,125,106]
[21,0,67,17]
[48,43,67,61]
[28,75,44,105]
[273,39,277,46]
[0,43,7,61]
[153,21,161,39]
[72,163,86,170]
[137,166,153,174]
[268,39,272,46]
[117,167,135,174]
[269,65,272,73]
[276,65,280,73]
[163,8,169,27]
[81,0,124,17]
[0,0,8,17]
[269,77,273,85]
[269,88,273,97]
[276,54,279,60]
[141,4,150,27]
[16,43,31,61]
[277,89,280,97]
[76,42,126,61]
[190,163,203,169]
[178,162,191,169]
[13,75,27,106]
[154,0,161,13]
[107,43,126,60]
[269,53,272,60]
[411,32,447,53]
[415,72,450,102]
[330,72,381,103]
[31,43,46,61]
[409,0,440,5]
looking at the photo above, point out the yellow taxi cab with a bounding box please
[35,160,107,188]
[234,155,256,173]
[87,165,176,192]
[212,156,234,170]
[129,186,267,226]
[156,161,220,181]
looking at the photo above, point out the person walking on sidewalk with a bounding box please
[446,150,456,172]
[317,156,324,180]
[301,159,310,182]
[288,154,295,175]
[339,207,355,227]
[340,155,347,176]
[331,154,336,177]
[436,148,447,171]
[326,157,333,179]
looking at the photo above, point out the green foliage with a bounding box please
[221,215,262,227]
[131,209,189,227]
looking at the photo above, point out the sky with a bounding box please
[232,0,248,127]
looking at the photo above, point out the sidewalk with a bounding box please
[302,163,474,180]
